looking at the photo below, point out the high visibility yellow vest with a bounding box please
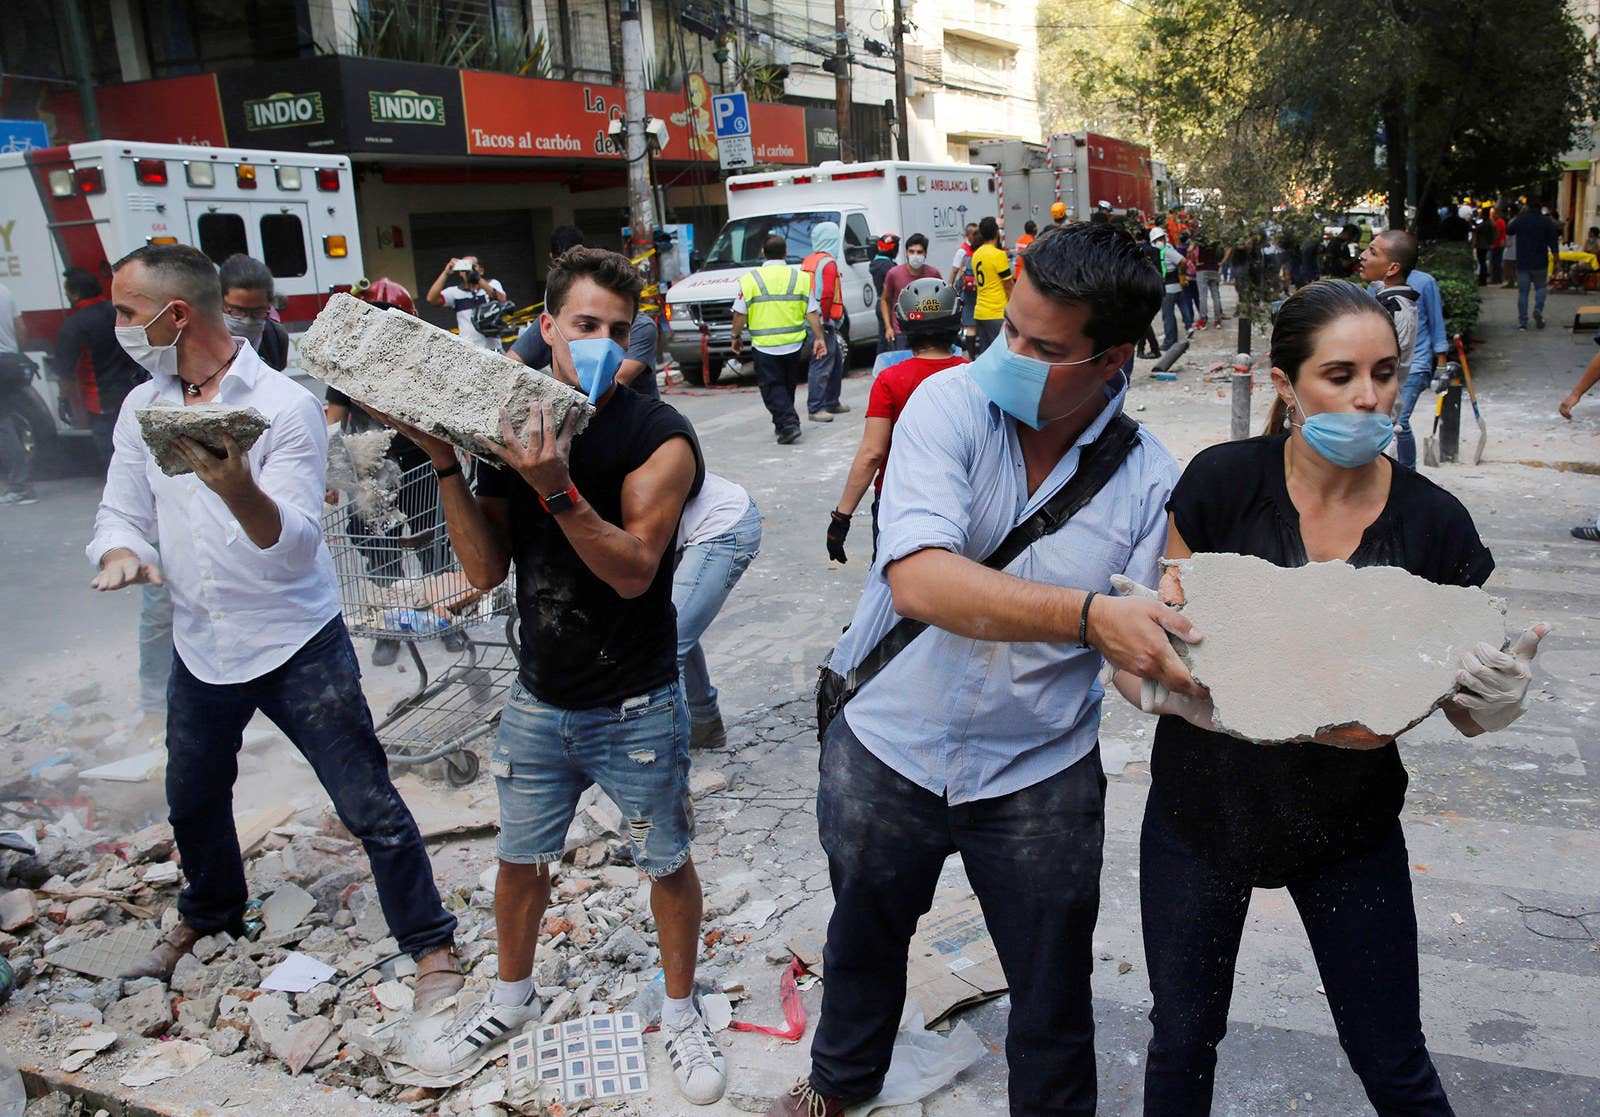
[739,263,811,350]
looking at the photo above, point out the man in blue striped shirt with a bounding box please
[768,224,1204,1117]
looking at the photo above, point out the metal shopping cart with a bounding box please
[322,458,520,785]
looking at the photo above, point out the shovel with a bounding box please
[1453,333,1488,465]
[1422,392,1444,467]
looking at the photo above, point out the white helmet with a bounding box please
[1149,227,1167,243]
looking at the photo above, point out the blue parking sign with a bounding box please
[711,93,750,140]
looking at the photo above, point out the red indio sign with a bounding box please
[460,71,806,165]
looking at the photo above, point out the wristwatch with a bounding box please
[539,484,581,515]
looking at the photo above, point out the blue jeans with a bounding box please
[809,716,1106,1113]
[165,616,456,957]
[1196,271,1223,319]
[1160,290,1186,348]
[807,325,844,413]
[1141,808,1453,1115]
[1393,366,1431,469]
[139,579,174,715]
[490,680,693,877]
[671,499,762,723]
[1517,268,1548,323]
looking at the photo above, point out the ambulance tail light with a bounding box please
[323,235,349,258]
[315,167,340,192]
[134,159,168,185]
[146,236,179,245]
[831,169,885,182]
[236,164,259,190]
[790,174,813,185]
[897,175,907,192]
[75,166,106,194]
[728,179,776,192]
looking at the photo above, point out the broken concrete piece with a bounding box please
[262,882,315,934]
[0,888,36,931]
[119,1039,210,1087]
[44,926,159,980]
[298,293,593,459]
[103,982,171,1038]
[283,1016,338,1075]
[141,861,180,885]
[135,404,270,477]
[690,770,728,800]
[1172,552,1507,742]
[59,1027,117,1072]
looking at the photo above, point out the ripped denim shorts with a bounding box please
[489,680,693,877]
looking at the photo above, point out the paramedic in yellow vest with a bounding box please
[971,216,1014,352]
[731,235,826,445]
[802,221,850,423]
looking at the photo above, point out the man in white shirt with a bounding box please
[87,245,461,1005]
[427,255,508,351]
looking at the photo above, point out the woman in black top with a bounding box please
[1109,281,1549,1116]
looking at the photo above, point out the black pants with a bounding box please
[166,617,457,957]
[752,347,808,436]
[810,716,1106,1116]
[1140,807,1454,1116]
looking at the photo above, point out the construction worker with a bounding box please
[1013,219,1038,279]
[801,221,850,423]
[730,235,826,445]
[1051,201,1068,228]
[971,216,1014,352]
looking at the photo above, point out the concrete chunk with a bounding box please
[298,293,593,457]
[135,404,270,477]
[1173,552,1506,743]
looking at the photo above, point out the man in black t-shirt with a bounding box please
[389,248,726,1104]
[50,267,147,465]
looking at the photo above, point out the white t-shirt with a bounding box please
[440,280,506,350]
[678,471,751,549]
[0,283,18,354]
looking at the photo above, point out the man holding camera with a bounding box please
[428,256,508,351]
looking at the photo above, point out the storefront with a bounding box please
[36,57,812,319]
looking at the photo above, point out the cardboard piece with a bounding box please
[237,804,298,857]
[392,774,498,840]
[81,749,166,782]
[905,897,1008,1027]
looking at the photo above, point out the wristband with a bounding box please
[434,461,463,480]
[1078,590,1097,649]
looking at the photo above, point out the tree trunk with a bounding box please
[1383,106,1408,230]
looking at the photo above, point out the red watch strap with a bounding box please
[538,484,581,512]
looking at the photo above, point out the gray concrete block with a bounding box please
[298,293,592,457]
[1173,552,1506,742]
[135,404,270,477]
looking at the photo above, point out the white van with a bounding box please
[664,160,999,385]
[0,139,363,467]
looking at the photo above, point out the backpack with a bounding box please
[1374,285,1419,318]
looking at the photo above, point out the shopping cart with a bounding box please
[322,458,520,785]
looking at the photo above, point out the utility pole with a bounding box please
[891,0,909,160]
[62,0,101,140]
[834,0,854,161]
[619,0,659,283]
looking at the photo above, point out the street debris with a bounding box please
[134,403,271,477]
[906,896,1009,1027]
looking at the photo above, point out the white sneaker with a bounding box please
[664,1007,727,1105]
[407,991,540,1076]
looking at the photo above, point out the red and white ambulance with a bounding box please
[0,139,362,465]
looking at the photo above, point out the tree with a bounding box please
[1038,0,1600,224]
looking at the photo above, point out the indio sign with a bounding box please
[243,91,326,131]
[369,89,446,127]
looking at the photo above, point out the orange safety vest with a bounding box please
[801,252,843,321]
[1013,233,1035,277]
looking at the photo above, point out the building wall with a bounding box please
[902,0,1042,163]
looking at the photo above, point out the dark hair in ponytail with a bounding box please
[1262,279,1397,436]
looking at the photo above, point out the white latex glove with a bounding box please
[1452,623,1549,732]
[1105,574,1216,729]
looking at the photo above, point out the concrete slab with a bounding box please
[134,404,270,477]
[298,293,592,457]
[1174,552,1507,742]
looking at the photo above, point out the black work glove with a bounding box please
[827,509,851,563]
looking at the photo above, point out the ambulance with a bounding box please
[0,139,363,467]
[663,160,999,385]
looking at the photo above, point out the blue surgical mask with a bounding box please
[966,326,1111,430]
[554,323,625,403]
[1288,386,1394,467]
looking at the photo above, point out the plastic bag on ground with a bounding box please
[842,1003,984,1115]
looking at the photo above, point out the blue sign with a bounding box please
[711,93,750,140]
[0,120,49,154]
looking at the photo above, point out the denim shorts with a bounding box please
[489,680,694,877]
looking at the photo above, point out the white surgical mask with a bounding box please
[907,252,926,268]
[114,301,182,378]
[225,313,267,349]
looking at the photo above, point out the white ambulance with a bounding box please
[0,139,363,467]
[663,160,999,385]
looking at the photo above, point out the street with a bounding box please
[1,283,1597,1114]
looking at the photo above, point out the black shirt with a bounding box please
[475,388,704,708]
[1151,436,1494,886]
[51,298,146,417]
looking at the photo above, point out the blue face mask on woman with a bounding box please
[1288,384,1395,468]
[966,326,1112,430]
[554,323,625,403]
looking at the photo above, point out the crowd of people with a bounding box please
[0,194,1572,1116]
